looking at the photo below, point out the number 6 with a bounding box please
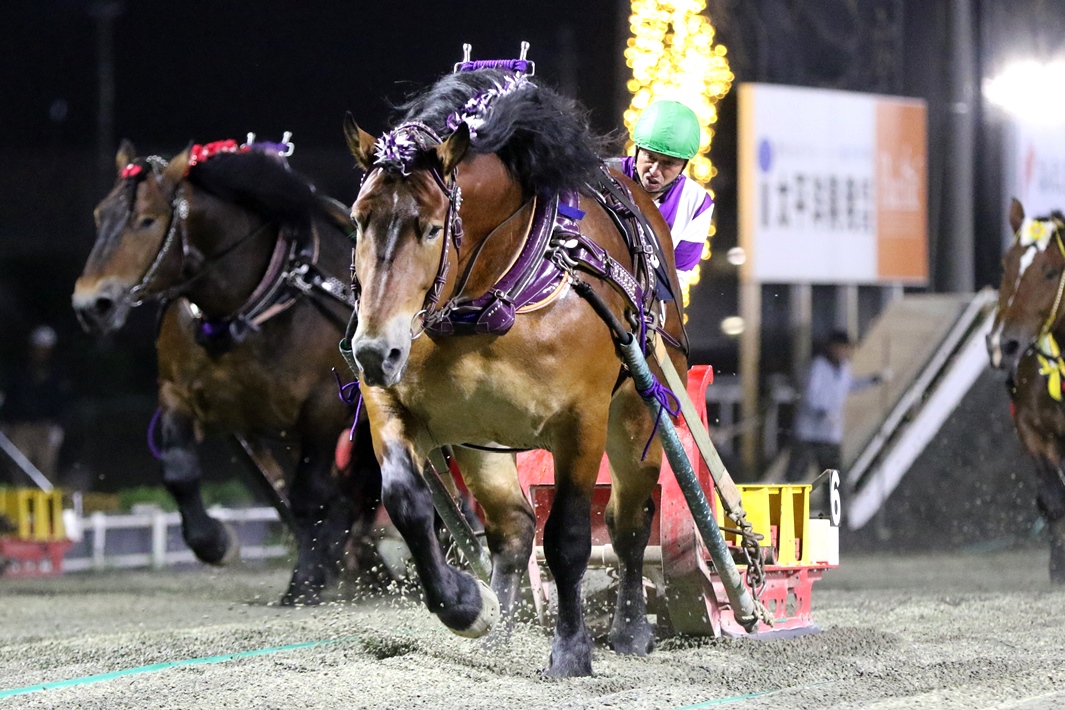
[828,469,841,527]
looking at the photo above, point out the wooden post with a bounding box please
[92,511,106,570]
[740,280,762,473]
[790,283,813,386]
[151,510,167,569]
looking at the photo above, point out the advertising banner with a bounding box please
[739,84,928,284]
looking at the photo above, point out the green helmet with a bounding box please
[632,101,701,160]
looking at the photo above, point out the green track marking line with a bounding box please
[674,681,833,709]
[0,638,351,700]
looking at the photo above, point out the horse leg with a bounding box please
[331,415,386,584]
[603,380,660,656]
[1034,456,1065,584]
[282,434,357,606]
[450,447,535,638]
[543,422,605,678]
[370,415,497,635]
[157,398,236,564]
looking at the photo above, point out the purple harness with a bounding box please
[346,46,675,347]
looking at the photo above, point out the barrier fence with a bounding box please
[62,506,289,572]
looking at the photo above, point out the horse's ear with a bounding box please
[344,114,376,171]
[436,122,470,176]
[1010,198,1025,234]
[161,143,192,190]
[115,139,137,175]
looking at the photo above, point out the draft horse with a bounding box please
[343,68,688,676]
[72,140,381,604]
[988,198,1065,582]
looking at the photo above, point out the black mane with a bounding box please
[186,150,318,225]
[396,69,613,195]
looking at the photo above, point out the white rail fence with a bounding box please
[64,506,289,572]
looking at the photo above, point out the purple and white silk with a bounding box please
[621,155,714,273]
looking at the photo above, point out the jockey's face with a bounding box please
[635,148,686,196]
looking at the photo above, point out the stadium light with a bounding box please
[984,60,1065,124]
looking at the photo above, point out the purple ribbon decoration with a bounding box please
[637,376,681,461]
[147,408,164,461]
[333,368,363,441]
[445,73,534,139]
[373,129,420,176]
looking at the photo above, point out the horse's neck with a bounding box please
[183,189,280,318]
[450,155,527,296]
[310,201,356,282]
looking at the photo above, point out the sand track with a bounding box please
[1,550,1063,709]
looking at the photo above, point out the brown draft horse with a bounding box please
[343,69,687,677]
[988,198,1065,582]
[72,140,380,604]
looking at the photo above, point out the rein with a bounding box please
[355,121,466,339]
[127,188,189,307]
[131,189,277,309]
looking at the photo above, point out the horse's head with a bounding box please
[343,117,471,387]
[73,141,190,334]
[989,198,1065,374]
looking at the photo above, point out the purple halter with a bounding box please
[359,47,537,335]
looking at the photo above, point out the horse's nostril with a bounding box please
[94,297,115,316]
[386,348,402,366]
[1003,340,1020,357]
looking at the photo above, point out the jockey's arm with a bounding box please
[673,200,714,280]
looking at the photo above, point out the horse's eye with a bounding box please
[427,225,444,240]
[137,216,156,230]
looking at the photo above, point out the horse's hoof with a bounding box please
[186,519,239,566]
[217,522,240,566]
[543,631,594,678]
[450,579,499,639]
[608,618,656,656]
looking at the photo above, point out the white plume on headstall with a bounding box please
[1018,217,1056,276]
[445,73,535,139]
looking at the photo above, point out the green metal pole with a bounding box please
[619,335,760,632]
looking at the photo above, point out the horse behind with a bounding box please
[989,198,1065,582]
[72,140,381,604]
[343,68,688,676]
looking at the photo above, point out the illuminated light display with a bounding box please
[624,0,733,308]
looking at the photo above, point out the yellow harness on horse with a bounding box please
[1022,217,1065,401]
[1037,333,1065,401]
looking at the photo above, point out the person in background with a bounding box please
[609,100,714,289]
[0,325,69,482]
[785,330,887,496]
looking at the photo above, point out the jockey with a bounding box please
[610,100,714,288]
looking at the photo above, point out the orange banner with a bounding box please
[875,101,928,282]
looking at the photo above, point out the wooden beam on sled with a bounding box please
[426,449,493,583]
[651,338,747,523]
